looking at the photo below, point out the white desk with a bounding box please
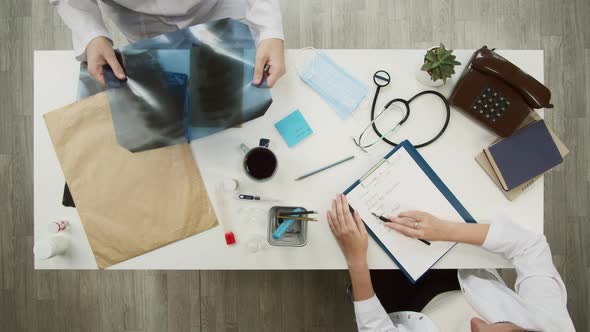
[34,49,544,270]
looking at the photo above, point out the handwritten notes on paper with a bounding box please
[346,146,465,281]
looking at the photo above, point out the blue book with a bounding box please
[343,140,475,283]
[484,120,563,191]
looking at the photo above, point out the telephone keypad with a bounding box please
[470,88,511,123]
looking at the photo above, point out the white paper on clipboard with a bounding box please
[346,146,466,282]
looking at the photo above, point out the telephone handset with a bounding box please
[450,46,553,137]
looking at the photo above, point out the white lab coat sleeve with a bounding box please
[482,215,575,331]
[354,295,399,332]
[50,0,112,61]
[245,0,284,43]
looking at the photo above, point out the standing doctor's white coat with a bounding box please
[50,0,284,60]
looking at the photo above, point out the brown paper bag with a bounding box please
[44,92,217,268]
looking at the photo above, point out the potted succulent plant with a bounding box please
[416,43,461,87]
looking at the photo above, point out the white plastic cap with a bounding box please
[222,179,239,192]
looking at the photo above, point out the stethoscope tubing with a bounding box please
[356,70,451,150]
[369,89,450,148]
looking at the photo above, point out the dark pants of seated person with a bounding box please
[370,269,460,313]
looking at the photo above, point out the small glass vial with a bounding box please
[246,235,266,253]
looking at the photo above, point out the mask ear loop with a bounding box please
[294,47,316,81]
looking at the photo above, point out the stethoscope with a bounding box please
[354,70,451,151]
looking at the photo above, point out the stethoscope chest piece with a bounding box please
[373,70,391,87]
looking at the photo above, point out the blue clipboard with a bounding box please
[343,140,476,283]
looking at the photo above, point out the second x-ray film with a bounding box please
[77,17,273,152]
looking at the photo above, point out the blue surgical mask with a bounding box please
[297,50,368,119]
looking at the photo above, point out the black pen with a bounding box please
[371,213,431,246]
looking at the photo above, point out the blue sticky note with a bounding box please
[274,110,313,148]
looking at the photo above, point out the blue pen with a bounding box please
[272,208,304,240]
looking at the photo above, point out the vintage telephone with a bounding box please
[450,46,553,137]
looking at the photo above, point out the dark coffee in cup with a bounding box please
[244,147,277,180]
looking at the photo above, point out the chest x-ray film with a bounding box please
[105,49,190,152]
[77,17,272,152]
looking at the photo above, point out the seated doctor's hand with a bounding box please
[86,36,126,86]
[252,38,285,88]
[327,194,369,269]
[385,210,451,242]
[386,210,490,246]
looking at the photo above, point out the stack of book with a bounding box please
[476,114,568,200]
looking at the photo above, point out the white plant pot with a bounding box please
[416,45,449,88]
[415,68,445,87]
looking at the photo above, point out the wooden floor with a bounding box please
[1,0,588,331]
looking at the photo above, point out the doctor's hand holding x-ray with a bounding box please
[52,0,286,87]
[85,36,285,87]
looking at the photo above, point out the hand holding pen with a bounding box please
[381,211,450,245]
[383,211,490,246]
[372,212,431,245]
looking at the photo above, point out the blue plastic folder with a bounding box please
[343,140,475,283]
[274,110,313,148]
